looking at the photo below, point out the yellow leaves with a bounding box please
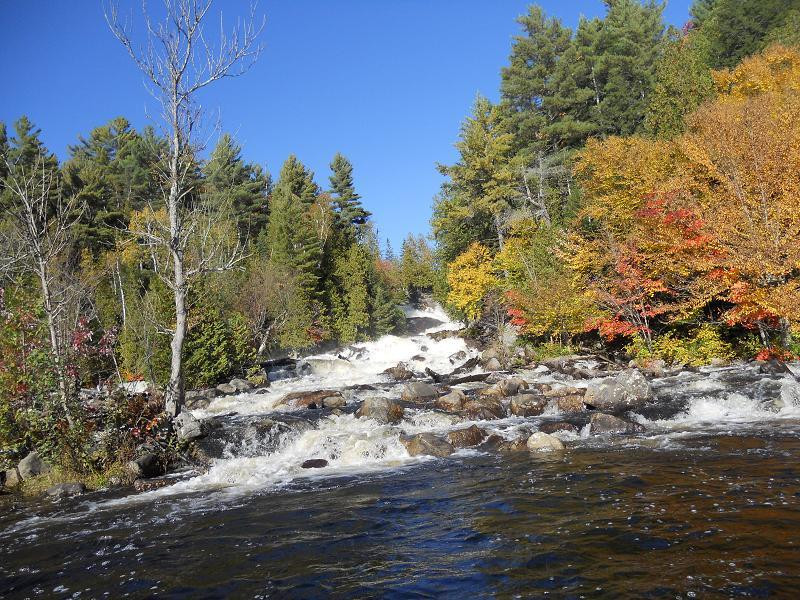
[446,242,498,321]
[713,44,800,100]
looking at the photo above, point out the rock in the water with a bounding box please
[321,395,347,409]
[229,378,253,392]
[280,390,343,410]
[134,477,177,492]
[526,431,565,452]
[509,393,548,417]
[555,395,585,414]
[434,390,465,413]
[216,382,237,395]
[584,369,653,412]
[46,482,86,499]
[174,412,206,441]
[127,453,163,479]
[383,362,415,381]
[541,355,581,374]
[447,425,486,448]
[484,357,502,372]
[17,451,51,479]
[401,433,455,457]
[401,382,438,402]
[482,434,528,452]
[301,459,328,469]
[497,377,529,397]
[758,359,793,376]
[539,422,579,434]
[185,388,218,410]
[589,412,646,434]
[462,397,505,420]
[543,386,583,398]
[355,397,405,424]
[449,350,467,364]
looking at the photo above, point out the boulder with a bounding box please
[3,467,21,488]
[383,362,415,381]
[434,390,466,413]
[462,397,505,420]
[229,378,253,393]
[640,359,667,378]
[758,359,793,376]
[543,386,584,398]
[401,433,455,458]
[484,357,502,372]
[46,482,86,499]
[589,412,646,435]
[539,421,579,434]
[411,355,425,363]
[184,388,218,410]
[555,395,585,414]
[584,369,653,412]
[446,425,487,448]
[301,459,328,469]
[509,393,548,417]
[174,412,206,441]
[478,385,504,400]
[449,350,467,364]
[17,451,51,479]
[321,395,347,409]
[541,355,582,374]
[279,390,343,410]
[216,382,237,395]
[127,453,163,479]
[133,476,178,492]
[526,431,565,452]
[401,382,438,403]
[355,397,405,424]
[482,434,528,452]
[497,377,529,397]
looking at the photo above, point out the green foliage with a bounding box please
[184,307,254,388]
[627,326,734,366]
[527,341,581,361]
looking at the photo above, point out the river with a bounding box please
[2,306,800,598]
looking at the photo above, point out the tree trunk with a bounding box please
[37,265,73,427]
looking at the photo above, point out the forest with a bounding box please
[2,0,800,485]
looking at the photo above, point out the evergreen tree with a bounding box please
[690,0,717,28]
[203,134,267,241]
[371,280,404,336]
[329,152,370,233]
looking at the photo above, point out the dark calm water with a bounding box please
[3,430,800,599]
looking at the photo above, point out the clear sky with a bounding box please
[0,0,691,250]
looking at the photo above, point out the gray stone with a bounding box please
[589,412,646,435]
[321,395,347,409]
[482,434,528,452]
[46,482,86,499]
[216,382,237,395]
[174,412,206,441]
[543,386,584,398]
[449,350,467,364]
[280,390,343,409]
[555,395,585,414]
[584,369,653,412]
[401,433,455,457]
[401,382,438,402]
[355,397,405,424]
[509,393,548,417]
[526,431,565,452]
[127,453,163,479]
[17,451,50,479]
[229,378,254,392]
[383,362,415,381]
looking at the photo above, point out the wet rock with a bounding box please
[321,395,347,409]
[46,482,86,499]
[478,385,504,400]
[216,382,237,395]
[509,393,548,417]
[484,357,503,371]
[584,369,653,412]
[555,395,585,414]
[589,412,646,434]
[758,359,793,376]
[301,459,328,469]
[482,434,527,452]
[640,359,667,378]
[356,397,405,424]
[447,425,487,448]
[497,377,529,397]
[462,397,505,420]
[543,386,584,398]
[448,372,491,385]
[450,357,482,376]
[411,355,425,362]
[434,390,466,413]
[185,388,219,410]
[229,378,253,393]
[428,329,463,342]
[280,390,343,410]
[17,451,51,479]
[133,476,179,492]
[449,350,467,364]
[127,453,163,479]
[383,362,415,381]
[401,382,438,403]
[541,355,582,375]
[174,412,206,441]
[401,433,455,457]
[527,432,565,452]
[539,422,579,434]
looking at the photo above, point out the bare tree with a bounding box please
[1,155,85,425]
[106,0,264,417]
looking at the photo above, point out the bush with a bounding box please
[628,325,734,366]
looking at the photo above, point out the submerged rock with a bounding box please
[584,369,653,412]
[527,432,565,452]
[401,433,455,457]
[401,382,438,403]
[301,459,328,469]
[482,434,528,452]
[509,393,548,417]
[589,412,646,434]
[356,397,405,424]
[46,482,86,499]
[539,421,579,434]
[447,425,486,448]
[17,451,51,479]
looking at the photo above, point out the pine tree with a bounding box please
[371,280,404,336]
[329,153,370,234]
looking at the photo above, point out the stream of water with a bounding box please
[2,306,800,598]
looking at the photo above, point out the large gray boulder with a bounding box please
[17,451,51,479]
[229,378,254,393]
[401,433,455,457]
[589,412,646,434]
[401,382,438,403]
[216,382,237,395]
[584,369,653,411]
[484,357,502,372]
[355,397,405,424]
[174,412,206,441]
[526,431,565,452]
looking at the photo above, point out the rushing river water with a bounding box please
[2,306,800,598]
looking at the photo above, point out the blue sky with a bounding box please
[0,0,691,250]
